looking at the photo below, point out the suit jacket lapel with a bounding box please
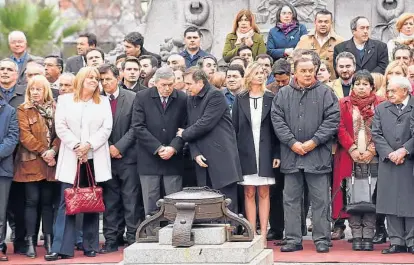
[114,91,125,127]
[261,93,272,122]
[239,94,251,125]
[150,87,164,115]
[361,40,375,67]
[399,96,414,117]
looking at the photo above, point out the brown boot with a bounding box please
[331,227,345,240]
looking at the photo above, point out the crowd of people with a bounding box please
[0,3,414,262]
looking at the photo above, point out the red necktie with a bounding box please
[162,97,167,110]
[109,94,117,116]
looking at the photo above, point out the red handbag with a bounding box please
[64,161,105,215]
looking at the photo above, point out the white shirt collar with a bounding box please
[316,33,330,47]
[401,95,409,109]
[105,87,120,99]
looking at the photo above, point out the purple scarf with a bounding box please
[276,21,298,35]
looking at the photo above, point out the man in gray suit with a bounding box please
[98,64,143,252]
[65,33,97,75]
[8,31,42,86]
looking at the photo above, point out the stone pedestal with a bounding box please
[159,224,227,245]
[122,235,273,265]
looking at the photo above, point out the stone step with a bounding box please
[121,249,273,265]
[124,235,265,264]
[159,224,227,245]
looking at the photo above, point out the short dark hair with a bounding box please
[85,48,105,62]
[98,63,119,78]
[255,54,274,65]
[293,57,314,72]
[226,64,245,78]
[275,3,298,24]
[393,43,413,60]
[184,26,202,38]
[79,33,97,47]
[115,53,126,62]
[183,66,208,84]
[315,9,332,21]
[352,69,374,89]
[138,55,158,68]
[45,55,63,73]
[350,16,369,31]
[237,45,253,56]
[122,56,140,70]
[124,32,144,47]
[230,56,248,68]
[196,55,218,68]
[299,50,321,72]
[272,58,291,76]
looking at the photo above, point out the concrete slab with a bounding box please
[159,224,227,245]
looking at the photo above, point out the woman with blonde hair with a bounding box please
[14,75,59,258]
[45,67,112,261]
[223,9,266,63]
[232,63,280,242]
[387,13,414,60]
[371,73,385,94]
[376,61,408,97]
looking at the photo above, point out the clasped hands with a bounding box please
[350,149,375,164]
[158,146,176,160]
[291,140,317,156]
[74,142,91,163]
[42,149,56,166]
[388,148,408,165]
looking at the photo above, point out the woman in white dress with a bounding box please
[232,62,281,241]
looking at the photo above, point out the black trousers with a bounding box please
[269,170,284,235]
[25,180,54,236]
[0,178,12,243]
[204,172,238,214]
[51,160,100,256]
[102,161,143,245]
[7,181,26,248]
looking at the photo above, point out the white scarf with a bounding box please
[235,29,254,45]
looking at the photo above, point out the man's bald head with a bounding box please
[167,54,186,70]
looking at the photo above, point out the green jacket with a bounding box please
[222,32,267,63]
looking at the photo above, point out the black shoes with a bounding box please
[373,226,388,244]
[44,252,72,261]
[99,243,118,254]
[0,243,7,262]
[362,238,374,251]
[266,230,284,241]
[407,246,414,254]
[381,244,407,254]
[84,250,97,257]
[13,242,27,255]
[352,237,363,251]
[25,236,36,258]
[280,243,303,252]
[274,237,288,246]
[75,242,84,251]
[316,243,329,253]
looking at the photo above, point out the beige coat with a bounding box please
[295,29,344,79]
[54,93,112,184]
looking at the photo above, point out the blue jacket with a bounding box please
[266,24,308,60]
[180,49,210,68]
[0,99,19,178]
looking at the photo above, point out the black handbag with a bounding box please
[344,163,376,215]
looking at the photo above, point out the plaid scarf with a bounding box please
[350,91,376,149]
[276,21,298,35]
[32,101,55,146]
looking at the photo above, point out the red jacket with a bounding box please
[332,95,385,219]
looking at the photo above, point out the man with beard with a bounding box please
[180,27,210,68]
[121,57,147,93]
[334,16,388,74]
[167,54,186,71]
[65,33,97,75]
[44,55,63,98]
[331,52,356,99]
[267,58,291,94]
[271,57,339,253]
[296,10,344,80]
[85,48,105,68]
[222,64,244,112]
[138,55,158,85]
[256,54,274,85]
[123,32,161,67]
[197,55,218,80]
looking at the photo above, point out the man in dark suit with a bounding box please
[8,31,42,86]
[44,55,63,99]
[177,67,242,214]
[121,57,148,93]
[98,64,143,252]
[123,32,162,67]
[132,67,187,216]
[0,58,27,254]
[333,16,388,74]
[65,33,97,75]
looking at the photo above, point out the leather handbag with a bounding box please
[64,161,105,215]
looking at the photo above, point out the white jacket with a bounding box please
[55,93,112,184]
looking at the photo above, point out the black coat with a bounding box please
[108,88,137,164]
[182,84,242,189]
[140,48,162,68]
[132,87,187,175]
[333,38,388,74]
[232,91,279,178]
[65,55,84,75]
[0,84,26,109]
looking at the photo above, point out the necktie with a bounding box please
[109,94,117,116]
[396,103,403,113]
[161,97,167,110]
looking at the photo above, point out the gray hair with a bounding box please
[350,16,369,31]
[8,31,27,43]
[388,76,412,93]
[335,51,356,67]
[0,58,19,72]
[153,67,175,82]
[59,72,75,80]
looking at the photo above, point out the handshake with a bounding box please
[291,140,317,156]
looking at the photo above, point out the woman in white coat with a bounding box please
[45,67,113,261]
